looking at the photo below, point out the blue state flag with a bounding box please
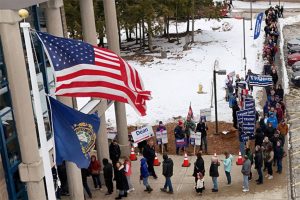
[49,97,100,168]
[254,12,264,40]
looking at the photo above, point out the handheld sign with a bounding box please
[249,74,273,87]
[254,12,264,40]
[131,126,154,143]
[156,130,168,144]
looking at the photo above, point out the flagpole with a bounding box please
[20,22,56,200]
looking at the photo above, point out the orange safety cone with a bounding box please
[236,151,244,165]
[130,147,137,161]
[182,153,191,167]
[153,153,161,166]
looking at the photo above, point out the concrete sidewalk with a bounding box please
[62,154,288,200]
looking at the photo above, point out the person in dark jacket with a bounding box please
[174,120,185,155]
[160,154,174,194]
[275,84,284,100]
[115,162,129,199]
[103,158,113,195]
[143,139,157,179]
[196,119,208,153]
[254,145,263,184]
[274,141,284,174]
[57,162,69,196]
[193,152,205,194]
[232,100,240,129]
[264,122,275,139]
[270,69,278,85]
[81,168,92,198]
[140,157,153,193]
[209,155,220,192]
[255,128,265,147]
[109,139,121,179]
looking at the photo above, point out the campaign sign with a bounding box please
[244,98,255,110]
[195,132,202,146]
[242,115,256,125]
[242,123,255,133]
[190,131,196,145]
[200,108,211,121]
[176,138,187,148]
[237,109,255,123]
[249,74,273,87]
[131,126,154,143]
[156,130,168,144]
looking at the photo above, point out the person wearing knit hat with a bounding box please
[209,155,220,192]
[174,120,185,155]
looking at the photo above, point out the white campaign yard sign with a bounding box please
[156,130,168,144]
[200,108,211,121]
[131,126,154,143]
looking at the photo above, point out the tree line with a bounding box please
[64,0,223,51]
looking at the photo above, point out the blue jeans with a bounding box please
[164,177,173,192]
[225,171,231,184]
[143,177,149,187]
[277,159,282,173]
[243,175,249,190]
[240,142,245,156]
[212,177,218,190]
[201,136,208,152]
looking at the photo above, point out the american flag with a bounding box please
[36,32,151,116]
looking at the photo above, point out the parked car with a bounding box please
[291,71,300,86]
[292,61,300,71]
[288,53,300,66]
[287,38,300,49]
[289,45,300,54]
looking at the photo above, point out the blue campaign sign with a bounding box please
[237,109,256,123]
[254,12,264,40]
[244,98,255,110]
[243,123,255,133]
[249,74,273,87]
[242,115,256,124]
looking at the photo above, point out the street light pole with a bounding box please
[250,0,253,30]
[213,69,218,134]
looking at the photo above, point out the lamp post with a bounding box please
[250,0,253,30]
[213,61,226,134]
[243,17,246,60]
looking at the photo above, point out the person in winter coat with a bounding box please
[277,119,288,146]
[254,145,263,184]
[81,168,92,198]
[124,157,134,193]
[270,69,278,85]
[109,139,121,179]
[259,114,267,133]
[267,113,278,129]
[275,103,283,123]
[193,152,205,194]
[275,84,284,100]
[232,100,240,129]
[255,128,265,147]
[156,121,168,152]
[140,157,153,193]
[265,144,274,179]
[174,120,185,155]
[115,162,129,199]
[184,116,196,142]
[209,155,220,192]
[264,122,276,139]
[103,158,113,195]
[195,119,208,153]
[241,155,251,192]
[89,155,101,189]
[222,151,233,185]
[160,154,174,194]
[143,139,157,179]
[245,69,254,92]
[274,141,284,174]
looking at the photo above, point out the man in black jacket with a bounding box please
[143,139,157,179]
[254,146,263,184]
[196,120,208,153]
[103,158,114,195]
[81,168,92,198]
[109,139,121,179]
[160,154,174,194]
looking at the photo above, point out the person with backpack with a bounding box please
[140,157,153,193]
[160,154,174,194]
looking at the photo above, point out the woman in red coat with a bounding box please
[89,155,102,189]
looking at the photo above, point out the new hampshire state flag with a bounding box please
[49,97,100,168]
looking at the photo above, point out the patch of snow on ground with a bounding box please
[101,18,265,126]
